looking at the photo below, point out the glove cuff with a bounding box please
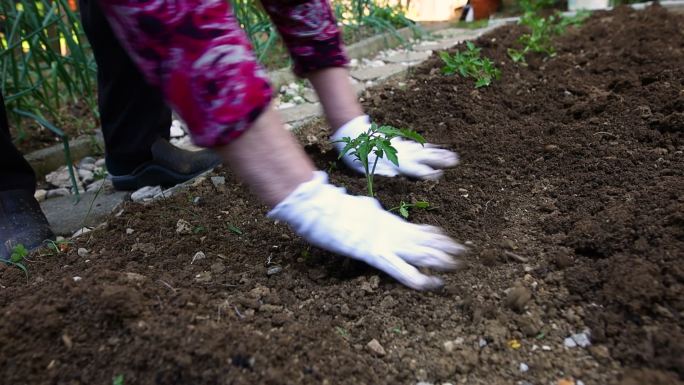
[267,171,331,223]
[330,115,371,147]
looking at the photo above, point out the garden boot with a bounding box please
[109,138,221,190]
[0,189,54,261]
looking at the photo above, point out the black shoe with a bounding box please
[110,138,222,191]
[0,189,54,261]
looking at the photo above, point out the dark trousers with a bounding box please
[0,0,171,192]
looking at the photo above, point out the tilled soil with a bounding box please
[1,5,682,385]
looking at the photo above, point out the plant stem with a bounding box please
[367,156,380,197]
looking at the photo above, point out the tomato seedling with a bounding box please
[336,123,425,197]
[440,41,501,88]
[390,200,431,219]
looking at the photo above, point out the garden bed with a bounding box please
[1,5,683,385]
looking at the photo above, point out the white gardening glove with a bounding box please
[267,171,465,290]
[331,115,459,180]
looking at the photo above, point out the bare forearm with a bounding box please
[307,67,364,132]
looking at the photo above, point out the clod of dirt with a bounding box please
[211,262,226,274]
[176,219,192,234]
[506,286,532,313]
[123,272,145,283]
[366,339,386,356]
[479,248,500,266]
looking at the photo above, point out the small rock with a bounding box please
[77,248,89,258]
[478,338,488,348]
[366,339,386,356]
[544,144,559,153]
[95,158,106,167]
[79,162,96,171]
[542,345,552,351]
[589,345,611,363]
[571,332,591,348]
[505,286,532,313]
[176,219,193,235]
[191,251,206,264]
[131,185,162,202]
[267,265,283,276]
[72,276,82,282]
[72,227,91,238]
[125,228,135,235]
[519,362,529,373]
[211,262,226,274]
[416,382,433,385]
[443,340,456,353]
[564,337,578,348]
[46,166,72,188]
[86,179,107,192]
[34,189,47,202]
[79,156,96,166]
[47,188,70,198]
[210,176,226,188]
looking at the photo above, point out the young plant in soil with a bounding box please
[440,41,501,88]
[508,10,591,65]
[389,200,431,219]
[336,123,425,197]
[2,244,29,279]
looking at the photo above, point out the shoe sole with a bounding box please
[111,161,220,191]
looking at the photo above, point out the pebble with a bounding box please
[47,188,70,198]
[34,189,47,202]
[191,251,206,264]
[210,176,226,188]
[544,144,560,153]
[79,162,96,171]
[77,248,89,258]
[72,227,91,238]
[95,158,106,167]
[86,179,106,192]
[72,276,82,282]
[267,265,283,276]
[564,337,578,348]
[125,228,135,235]
[194,271,212,283]
[79,156,96,166]
[176,219,193,235]
[570,332,591,348]
[478,338,488,348]
[366,339,386,356]
[124,272,145,282]
[519,363,529,373]
[78,169,94,183]
[131,185,162,202]
[46,166,72,188]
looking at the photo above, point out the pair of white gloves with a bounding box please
[268,116,464,290]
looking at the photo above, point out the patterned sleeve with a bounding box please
[260,0,349,77]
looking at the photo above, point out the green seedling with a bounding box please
[335,326,350,338]
[440,41,501,88]
[509,10,591,64]
[112,374,124,385]
[2,244,29,279]
[46,239,72,254]
[390,200,431,219]
[227,223,243,235]
[336,123,425,197]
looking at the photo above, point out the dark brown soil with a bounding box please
[1,5,682,385]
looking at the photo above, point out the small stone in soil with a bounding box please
[267,265,283,276]
[77,248,89,258]
[125,228,134,235]
[194,271,212,283]
[176,219,192,235]
[366,339,386,356]
[72,276,82,282]
[72,227,91,238]
[191,251,206,264]
[34,189,47,202]
[564,337,578,348]
[570,332,591,348]
[519,362,529,372]
[210,176,225,188]
[131,185,162,202]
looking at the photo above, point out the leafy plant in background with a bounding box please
[0,0,97,135]
[389,200,430,219]
[336,123,425,197]
[440,41,501,88]
[507,8,591,65]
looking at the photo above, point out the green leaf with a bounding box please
[414,201,430,209]
[376,139,399,166]
[399,129,426,144]
[10,244,28,263]
[399,205,409,218]
[227,224,243,235]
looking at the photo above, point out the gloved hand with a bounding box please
[331,115,459,180]
[268,171,465,290]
